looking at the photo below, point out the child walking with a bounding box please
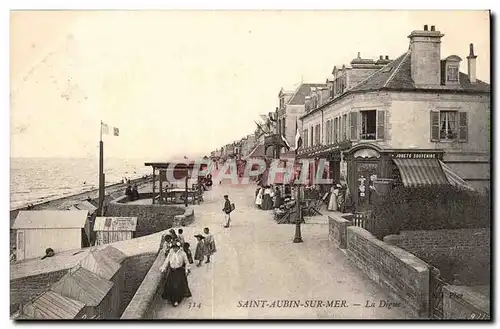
[194,234,206,267]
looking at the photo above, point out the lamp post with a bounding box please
[293,159,303,243]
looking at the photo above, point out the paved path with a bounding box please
[149,181,413,319]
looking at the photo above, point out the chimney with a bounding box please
[408,25,444,86]
[385,55,389,60]
[379,55,383,60]
[467,43,477,84]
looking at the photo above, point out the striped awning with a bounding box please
[439,161,476,191]
[392,158,449,187]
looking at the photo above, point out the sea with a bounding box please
[10,157,152,210]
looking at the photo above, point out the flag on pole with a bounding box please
[293,120,302,155]
[101,123,109,135]
[281,134,291,150]
[101,122,120,136]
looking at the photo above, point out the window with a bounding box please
[440,111,457,140]
[447,66,459,82]
[315,125,321,145]
[303,129,308,148]
[360,110,377,140]
[280,97,285,109]
[325,121,330,144]
[310,129,314,147]
[282,120,286,137]
[333,118,339,143]
[342,114,348,140]
[430,110,467,142]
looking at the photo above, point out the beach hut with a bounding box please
[50,265,114,319]
[13,210,90,261]
[93,217,137,246]
[21,290,86,319]
[79,248,124,317]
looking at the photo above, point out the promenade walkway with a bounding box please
[148,180,413,319]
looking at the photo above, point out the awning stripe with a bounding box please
[439,161,476,191]
[393,158,449,187]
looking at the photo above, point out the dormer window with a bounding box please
[443,55,462,85]
[279,97,285,109]
[447,66,459,82]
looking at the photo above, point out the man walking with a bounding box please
[222,194,233,228]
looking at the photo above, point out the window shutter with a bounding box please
[458,112,468,142]
[377,110,385,140]
[350,111,358,141]
[430,111,440,142]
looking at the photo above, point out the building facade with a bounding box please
[299,25,490,207]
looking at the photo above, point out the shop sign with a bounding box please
[390,152,442,159]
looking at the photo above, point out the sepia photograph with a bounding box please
[8,8,491,320]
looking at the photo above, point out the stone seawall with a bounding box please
[346,226,429,318]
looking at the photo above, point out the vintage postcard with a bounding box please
[9,10,491,320]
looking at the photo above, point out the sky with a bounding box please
[10,10,490,160]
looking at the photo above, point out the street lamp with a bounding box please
[293,163,303,243]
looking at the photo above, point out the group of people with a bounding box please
[158,227,217,307]
[125,185,140,201]
[255,185,290,211]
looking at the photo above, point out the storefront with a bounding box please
[344,143,451,209]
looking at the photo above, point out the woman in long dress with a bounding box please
[255,187,263,209]
[328,184,338,211]
[262,186,273,210]
[160,241,192,307]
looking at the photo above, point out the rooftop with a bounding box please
[23,290,85,319]
[287,83,328,105]
[12,210,89,229]
[50,266,114,306]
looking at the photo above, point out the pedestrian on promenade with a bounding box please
[194,234,206,267]
[222,194,233,228]
[160,241,192,307]
[159,234,173,256]
[273,186,283,209]
[255,187,263,209]
[203,227,216,263]
[169,228,178,241]
[262,186,273,210]
[177,229,185,246]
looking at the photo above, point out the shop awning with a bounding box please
[439,161,476,191]
[392,158,449,187]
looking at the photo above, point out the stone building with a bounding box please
[299,25,490,207]
[272,83,327,159]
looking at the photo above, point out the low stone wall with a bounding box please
[384,229,490,285]
[443,285,490,319]
[328,213,352,249]
[119,253,157,315]
[346,226,429,318]
[121,252,166,319]
[173,208,195,227]
[106,197,185,237]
